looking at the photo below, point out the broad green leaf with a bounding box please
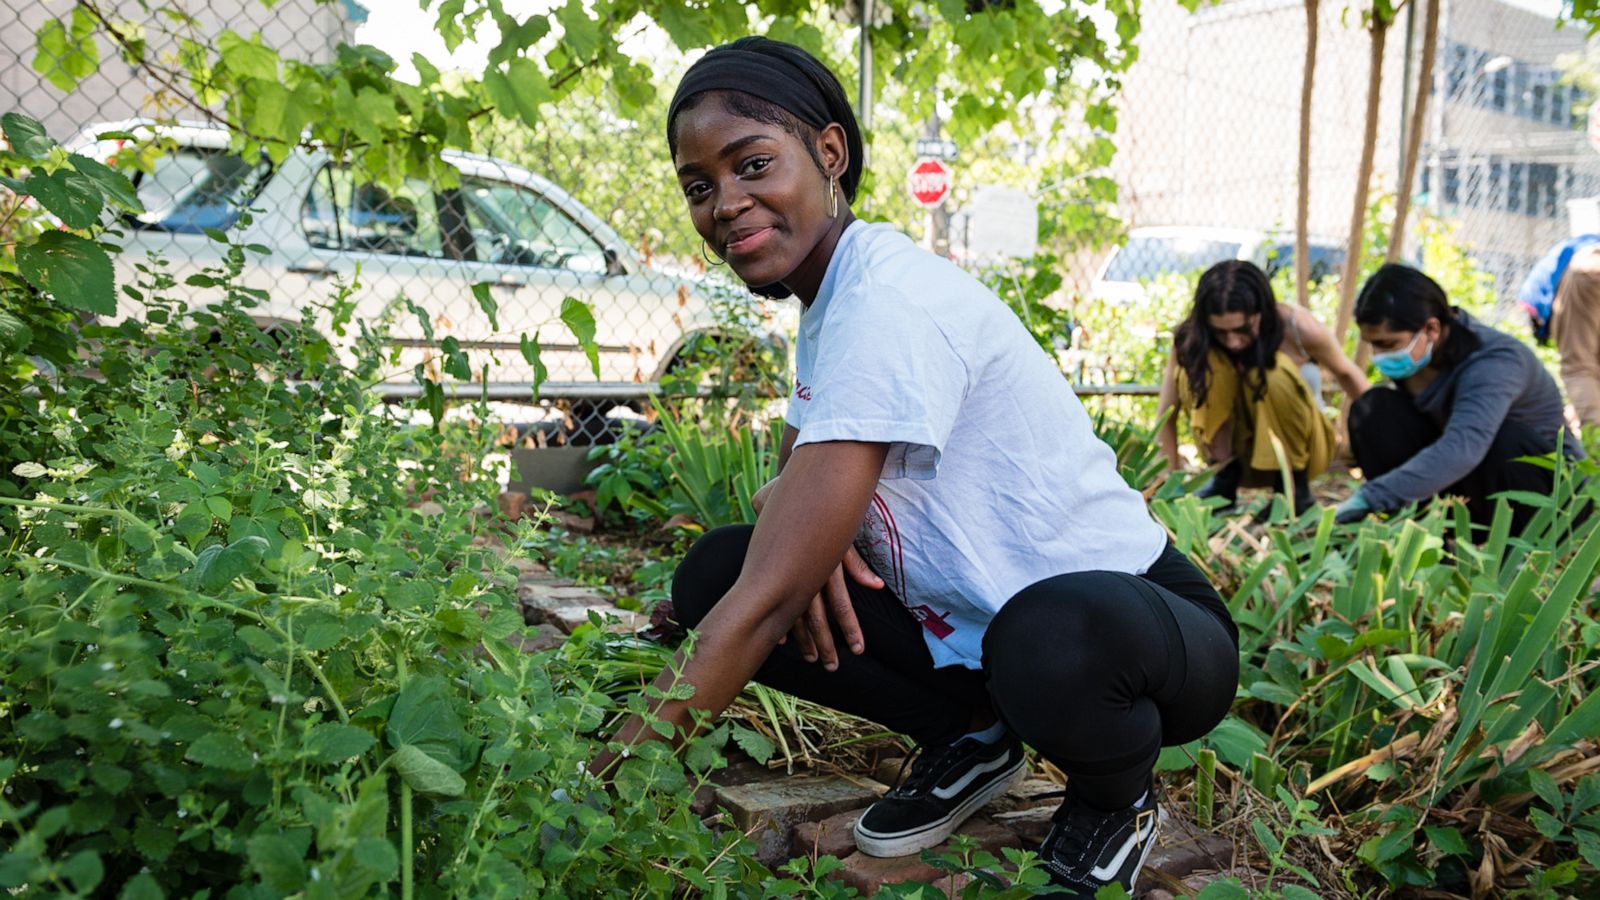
[1203,716,1268,769]
[386,675,466,769]
[560,296,600,378]
[730,725,774,765]
[132,819,176,862]
[1424,825,1471,856]
[391,744,466,796]
[25,169,104,229]
[33,16,100,93]
[119,872,164,900]
[67,154,142,212]
[305,723,376,764]
[471,282,499,330]
[246,833,305,892]
[218,31,279,81]
[0,309,33,354]
[483,57,552,128]
[15,230,116,314]
[186,732,254,771]
[247,80,293,145]
[191,536,265,591]
[59,851,103,894]
[2,112,55,157]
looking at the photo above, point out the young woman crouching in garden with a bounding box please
[1336,264,1583,530]
[591,36,1239,896]
[1156,260,1367,515]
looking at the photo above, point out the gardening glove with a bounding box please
[1334,490,1372,525]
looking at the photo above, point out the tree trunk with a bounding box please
[1332,14,1392,348]
[1295,0,1320,308]
[1387,0,1439,264]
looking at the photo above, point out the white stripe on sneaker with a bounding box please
[930,752,1013,800]
[1087,811,1158,882]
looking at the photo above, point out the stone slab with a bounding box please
[715,776,880,866]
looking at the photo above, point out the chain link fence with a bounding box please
[6,0,1597,451]
[1108,0,1600,319]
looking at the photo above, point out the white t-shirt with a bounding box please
[785,221,1168,669]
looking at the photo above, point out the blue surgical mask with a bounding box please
[1373,331,1433,380]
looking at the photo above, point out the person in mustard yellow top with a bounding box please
[1157,260,1368,513]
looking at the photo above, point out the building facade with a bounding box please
[1112,0,1597,306]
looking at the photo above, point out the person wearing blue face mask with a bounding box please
[1338,264,1582,529]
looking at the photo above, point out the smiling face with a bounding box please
[1206,311,1261,356]
[672,97,849,302]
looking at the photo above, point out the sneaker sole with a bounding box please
[852,755,1027,858]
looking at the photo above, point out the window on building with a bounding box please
[1530,164,1559,218]
[1512,65,1530,117]
[1507,162,1525,215]
[1531,72,1548,121]
[1492,67,1510,111]
[1446,42,1471,99]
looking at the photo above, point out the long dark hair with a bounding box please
[1354,264,1480,368]
[1174,260,1283,407]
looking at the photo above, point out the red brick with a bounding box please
[832,817,1021,894]
[792,808,865,861]
[498,491,529,521]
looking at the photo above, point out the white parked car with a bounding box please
[1092,225,1345,304]
[70,119,780,400]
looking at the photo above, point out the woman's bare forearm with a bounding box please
[599,440,888,761]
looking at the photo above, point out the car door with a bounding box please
[287,164,469,382]
[454,173,648,384]
[116,146,272,323]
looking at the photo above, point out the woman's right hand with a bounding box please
[779,545,880,671]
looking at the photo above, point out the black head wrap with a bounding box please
[668,37,862,203]
[667,38,863,299]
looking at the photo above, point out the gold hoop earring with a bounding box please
[701,240,726,267]
[828,176,839,218]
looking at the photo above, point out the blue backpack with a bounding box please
[1519,234,1600,343]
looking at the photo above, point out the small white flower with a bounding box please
[311,869,321,882]
[221,690,231,698]
[100,662,114,671]
[177,669,187,678]
[109,718,123,729]
[177,809,187,819]
[270,694,286,704]
[11,462,46,478]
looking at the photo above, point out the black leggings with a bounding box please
[1349,387,1564,531]
[671,526,1239,810]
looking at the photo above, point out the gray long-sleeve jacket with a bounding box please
[1364,315,1582,511]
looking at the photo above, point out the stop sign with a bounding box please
[908,157,952,208]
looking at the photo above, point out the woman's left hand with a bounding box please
[779,545,881,671]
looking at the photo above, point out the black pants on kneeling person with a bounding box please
[670,525,1238,811]
[1348,386,1565,531]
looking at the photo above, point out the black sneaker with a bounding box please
[1039,791,1164,896]
[853,736,1026,858]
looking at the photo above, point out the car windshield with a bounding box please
[1103,236,1243,282]
[132,149,271,234]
